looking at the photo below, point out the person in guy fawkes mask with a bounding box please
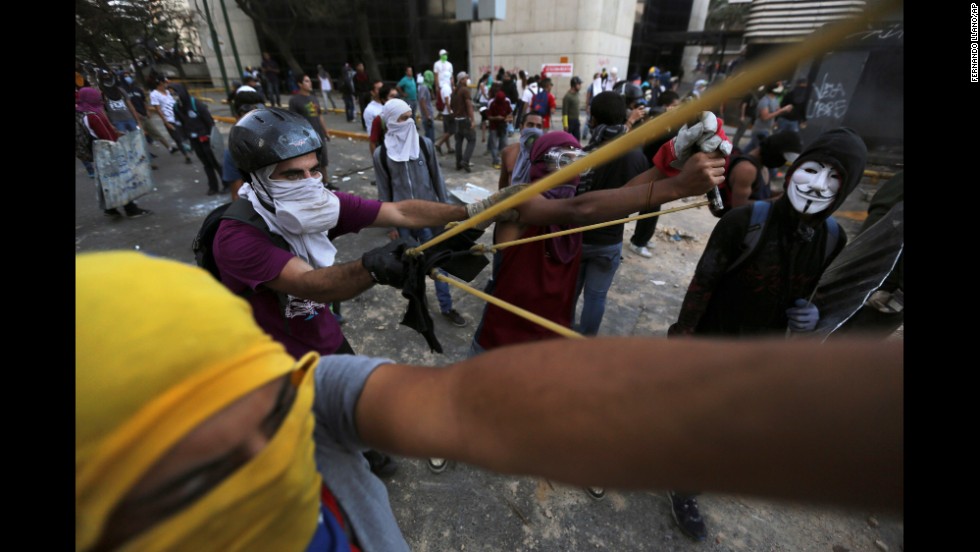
[670,127,865,338]
[717,130,803,215]
[663,128,868,542]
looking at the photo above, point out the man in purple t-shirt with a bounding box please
[214,108,469,359]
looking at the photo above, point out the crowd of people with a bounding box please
[76,47,902,551]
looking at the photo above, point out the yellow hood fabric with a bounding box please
[76,252,321,551]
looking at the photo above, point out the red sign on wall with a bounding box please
[541,63,574,77]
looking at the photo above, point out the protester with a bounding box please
[664,128,868,541]
[75,86,152,218]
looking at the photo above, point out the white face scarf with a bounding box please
[787,160,842,215]
[381,99,420,162]
[239,165,340,268]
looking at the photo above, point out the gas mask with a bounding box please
[542,146,591,176]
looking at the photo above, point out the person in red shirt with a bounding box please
[536,78,558,130]
[368,84,400,157]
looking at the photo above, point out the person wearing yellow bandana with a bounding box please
[77,251,902,551]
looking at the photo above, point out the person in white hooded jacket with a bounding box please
[373,99,468,327]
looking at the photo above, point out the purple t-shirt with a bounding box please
[212,192,382,358]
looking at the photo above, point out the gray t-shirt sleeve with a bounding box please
[313,354,393,449]
[312,354,411,552]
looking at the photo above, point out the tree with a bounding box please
[76,0,202,87]
[705,0,750,32]
[233,0,304,79]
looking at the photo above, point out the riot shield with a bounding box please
[93,130,154,210]
[812,201,904,341]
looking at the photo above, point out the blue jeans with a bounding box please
[776,119,800,134]
[112,119,138,133]
[566,119,580,142]
[397,226,453,313]
[422,118,435,143]
[573,242,623,336]
[744,129,770,155]
[343,94,355,122]
[487,125,507,164]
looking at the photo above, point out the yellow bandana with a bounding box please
[76,252,322,551]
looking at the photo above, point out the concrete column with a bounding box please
[681,0,711,82]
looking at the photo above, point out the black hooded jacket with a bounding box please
[169,83,215,140]
[669,128,867,337]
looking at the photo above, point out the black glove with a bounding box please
[361,238,417,289]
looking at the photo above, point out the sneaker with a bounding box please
[427,458,448,473]
[668,492,707,542]
[586,487,605,500]
[363,450,398,478]
[463,164,471,173]
[628,243,652,258]
[492,163,501,169]
[124,208,152,218]
[103,209,122,217]
[442,309,467,327]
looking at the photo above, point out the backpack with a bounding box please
[727,200,840,274]
[530,89,550,117]
[75,112,94,163]
[193,199,292,292]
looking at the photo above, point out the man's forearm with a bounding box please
[268,256,376,304]
[358,338,903,513]
[378,199,466,229]
[517,179,680,227]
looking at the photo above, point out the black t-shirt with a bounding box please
[503,80,519,104]
[779,86,808,122]
[123,84,148,116]
[580,144,651,246]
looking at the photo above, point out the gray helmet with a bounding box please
[622,82,646,106]
[229,107,322,174]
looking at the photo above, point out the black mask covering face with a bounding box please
[760,140,789,168]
